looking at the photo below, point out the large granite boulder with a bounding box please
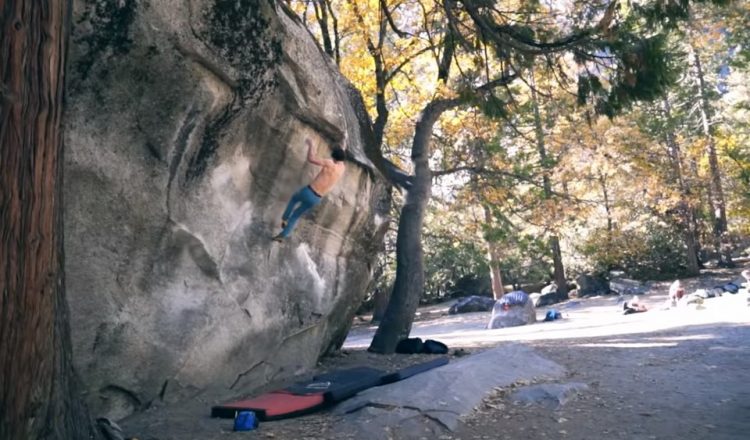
[448,296,496,314]
[487,291,537,329]
[64,0,388,420]
[609,277,649,296]
[576,274,610,297]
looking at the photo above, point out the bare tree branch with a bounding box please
[460,0,598,55]
[324,0,341,64]
[380,0,410,37]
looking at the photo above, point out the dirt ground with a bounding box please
[122,267,750,439]
[459,321,750,440]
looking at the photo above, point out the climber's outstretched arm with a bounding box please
[306,139,325,166]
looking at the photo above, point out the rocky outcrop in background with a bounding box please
[64,0,388,420]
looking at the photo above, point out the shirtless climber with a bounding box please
[273,137,346,241]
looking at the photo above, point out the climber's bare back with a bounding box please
[309,160,345,196]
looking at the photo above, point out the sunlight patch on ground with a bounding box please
[646,334,717,341]
[344,293,750,349]
[708,345,749,352]
[575,342,679,348]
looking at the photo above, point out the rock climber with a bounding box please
[273,136,346,241]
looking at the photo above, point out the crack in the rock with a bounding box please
[158,380,169,401]
[349,401,458,432]
[281,321,319,343]
[166,106,200,212]
[174,42,238,90]
[230,360,269,390]
[407,409,454,432]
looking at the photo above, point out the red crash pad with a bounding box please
[210,390,325,420]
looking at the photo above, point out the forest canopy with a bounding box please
[288,0,748,350]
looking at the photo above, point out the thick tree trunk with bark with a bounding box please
[368,99,459,353]
[0,2,100,439]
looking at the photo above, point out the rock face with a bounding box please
[336,344,566,436]
[610,277,649,296]
[63,0,388,420]
[448,296,496,314]
[487,293,537,329]
[576,274,611,297]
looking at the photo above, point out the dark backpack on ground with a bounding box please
[395,338,424,354]
[422,339,448,354]
[395,338,448,355]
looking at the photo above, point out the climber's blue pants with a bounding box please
[280,186,322,237]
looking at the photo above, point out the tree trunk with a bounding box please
[691,43,730,265]
[530,77,568,297]
[0,2,101,439]
[662,96,700,275]
[313,0,333,57]
[483,206,505,300]
[598,173,613,235]
[368,99,459,353]
[682,226,701,274]
[371,287,390,322]
[550,236,568,295]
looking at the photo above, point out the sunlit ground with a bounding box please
[344,289,750,349]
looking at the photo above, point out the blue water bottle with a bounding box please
[234,410,259,431]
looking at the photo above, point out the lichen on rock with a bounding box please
[75,0,138,80]
[205,0,282,101]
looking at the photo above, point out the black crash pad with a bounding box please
[287,366,385,402]
[381,357,449,384]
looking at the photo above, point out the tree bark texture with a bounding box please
[368,98,459,353]
[0,1,99,439]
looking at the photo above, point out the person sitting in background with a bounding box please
[623,295,648,315]
[668,279,685,307]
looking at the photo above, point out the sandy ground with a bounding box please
[458,321,750,440]
[122,268,750,439]
[344,270,749,350]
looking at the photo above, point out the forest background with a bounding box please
[290,0,750,321]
